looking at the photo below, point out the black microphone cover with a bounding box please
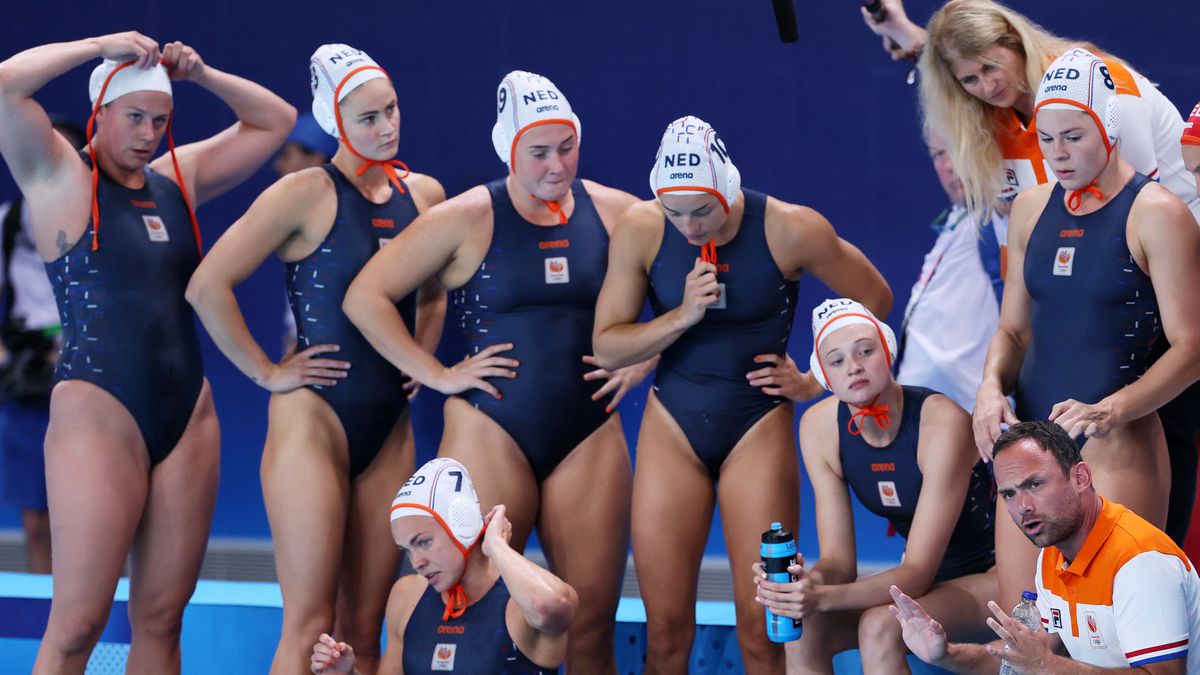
[772,0,799,43]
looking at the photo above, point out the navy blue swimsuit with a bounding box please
[452,179,611,481]
[1017,174,1159,427]
[838,386,995,582]
[286,165,418,477]
[403,577,554,674]
[47,154,204,466]
[647,189,797,476]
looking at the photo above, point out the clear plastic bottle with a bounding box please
[999,591,1041,674]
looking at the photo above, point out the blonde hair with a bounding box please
[919,0,1072,213]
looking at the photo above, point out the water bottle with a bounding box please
[760,522,802,642]
[999,591,1041,674]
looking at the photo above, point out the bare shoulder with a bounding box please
[798,395,840,458]
[1131,180,1194,225]
[917,392,970,428]
[581,179,640,223]
[1009,183,1054,237]
[404,171,447,212]
[387,574,429,637]
[764,196,833,245]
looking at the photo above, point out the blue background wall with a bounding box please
[0,1,1196,560]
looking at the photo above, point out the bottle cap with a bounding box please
[1022,590,1038,601]
[771,522,782,531]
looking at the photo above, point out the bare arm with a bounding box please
[484,506,577,669]
[405,175,449,358]
[187,169,352,391]
[0,33,159,245]
[1058,187,1200,431]
[149,41,295,206]
[820,397,976,610]
[973,185,1047,454]
[343,187,516,397]
[592,200,715,370]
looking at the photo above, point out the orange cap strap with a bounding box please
[332,65,408,196]
[1066,181,1105,212]
[86,60,201,255]
[700,239,717,267]
[847,397,891,436]
[533,196,568,225]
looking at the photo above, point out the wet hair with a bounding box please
[992,420,1081,476]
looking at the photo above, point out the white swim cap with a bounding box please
[89,59,172,105]
[309,44,389,138]
[1034,48,1120,154]
[390,458,484,555]
[491,70,581,171]
[649,116,741,213]
[809,299,896,391]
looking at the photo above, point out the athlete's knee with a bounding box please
[644,613,695,663]
[45,609,108,657]
[129,600,186,643]
[857,605,903,657]
[281,604,335,641]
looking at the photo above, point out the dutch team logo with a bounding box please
[544,256,569,284]
[1054,247,1075,276]
[142,215,169,243]
[431,643,456,670]
[877,481,901,507]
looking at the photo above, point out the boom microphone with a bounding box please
[772,0,799,43]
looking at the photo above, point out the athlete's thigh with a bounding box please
[911,571,998,643]
[537,416,630,607]
[632,393,716,614]
[1083,413,1169,528]
[43,381,150,615]
[128,381,221,616]
[439,397,540,550]
[339,412,414,622]
[261,389,352,608]
[716,405,799,626]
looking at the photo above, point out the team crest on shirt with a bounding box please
[431,642,456,670]
[877,481,901,507]
[544,256,569,284]
[142,215,169,242]
[711,282,727,310]
[1053,247,1075,276]
[1084,611,1105,648]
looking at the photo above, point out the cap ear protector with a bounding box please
[490,70,581,172]
[1033,47,1121,154]
[809,299,897,391]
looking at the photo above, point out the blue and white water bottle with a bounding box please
[761,522,803,642]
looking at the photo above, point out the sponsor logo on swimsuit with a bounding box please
[1059,228,1085,238]
[142,215,169,242]
[715,263,730,272]
[437,625,466,634]
[545,256,569,284]
[870,462,895,473]
[710,282,727,310]
[130,199,157,209]
[538,239,570,250]
[1053,247,1074,276]
[378,237,392,250]
[431,643,456,670]
[372,218,395,229]
[1052,607,1062,629]
[877,481,901,507]
[1084,611,1105,648]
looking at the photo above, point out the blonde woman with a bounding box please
[863,0,1199,219]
